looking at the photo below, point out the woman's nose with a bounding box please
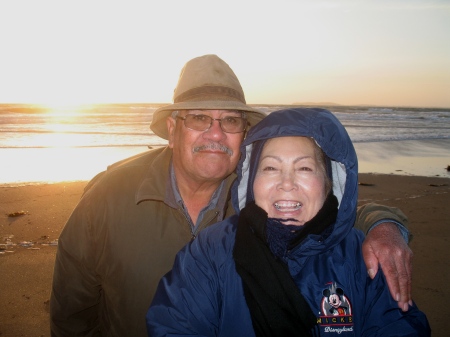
[278,171,297,191]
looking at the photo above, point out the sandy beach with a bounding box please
[1,173,449,336]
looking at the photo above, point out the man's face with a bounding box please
[167,110,245,185]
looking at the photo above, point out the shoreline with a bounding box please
[1,139,450,187]
[0,174,449,336]
[354,138,450,178]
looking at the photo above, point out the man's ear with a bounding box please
[166,117,176,148]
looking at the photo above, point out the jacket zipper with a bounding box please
[191,211,219,241]
[176,208,196,240]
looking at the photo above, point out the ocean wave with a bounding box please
[1,104,450,147]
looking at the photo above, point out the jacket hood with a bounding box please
[232,108,358,251]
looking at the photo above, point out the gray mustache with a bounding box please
[193,143,233,156]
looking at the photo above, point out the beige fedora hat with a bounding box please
[150,54,266,139]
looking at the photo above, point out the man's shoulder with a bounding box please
[83,146,168,195]
[108,146,166,170]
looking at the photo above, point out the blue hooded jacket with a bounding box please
[146,108,430,336]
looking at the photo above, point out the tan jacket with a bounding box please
[50,146,407,337]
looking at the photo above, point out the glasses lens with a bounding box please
[183,114,247,133]
[221,116,247,133]
[184,114,211,131]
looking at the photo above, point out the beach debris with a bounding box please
[7,210,27,217]
[0,234,58,254]
[358,182,375,186]
[1,235,15,246]
[1,235,17,254]
[429,183,448,187]
[18,241,34,248]
[41,239,59,246]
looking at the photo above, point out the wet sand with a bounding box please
[1,174,449,336]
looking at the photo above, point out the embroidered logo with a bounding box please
[317,282,354,334]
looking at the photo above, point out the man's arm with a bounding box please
[355,203,413,312]
[50,199,102,336]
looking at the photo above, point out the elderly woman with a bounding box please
[146,108,430,336]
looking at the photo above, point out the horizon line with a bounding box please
[0,102,449,110]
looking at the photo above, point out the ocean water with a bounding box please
[1,103,449,184]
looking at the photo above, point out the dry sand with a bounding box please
[1,174,449,336]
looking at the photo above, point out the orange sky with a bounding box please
[1,0,449,108]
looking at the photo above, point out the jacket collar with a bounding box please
[135,146,174,205]
[135,146,235,221]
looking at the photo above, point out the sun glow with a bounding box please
[32,104,96,148]
[39,103,94,115]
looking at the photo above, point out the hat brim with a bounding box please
[150,101,266,140]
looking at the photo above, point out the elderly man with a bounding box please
[50,54,412,337]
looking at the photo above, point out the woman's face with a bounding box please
[253,136,327,226]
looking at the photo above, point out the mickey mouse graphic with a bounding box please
[321,282,352,316]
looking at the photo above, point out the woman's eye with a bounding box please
[262,166,277,171]
[298,166,313,172]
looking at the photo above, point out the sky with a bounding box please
[1,0,449,108]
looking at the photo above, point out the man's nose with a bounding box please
[203,119,226,140]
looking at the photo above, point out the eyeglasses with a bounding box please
[176,114,248,133]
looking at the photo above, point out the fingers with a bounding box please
[379,247,412,311]
[395,247,413,311]
[377,248,401,303]
[362,239,379,279]
[363,222,413,311]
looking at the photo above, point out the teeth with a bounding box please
[274,202,302,210]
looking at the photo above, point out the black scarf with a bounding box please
[233,194,338,337]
